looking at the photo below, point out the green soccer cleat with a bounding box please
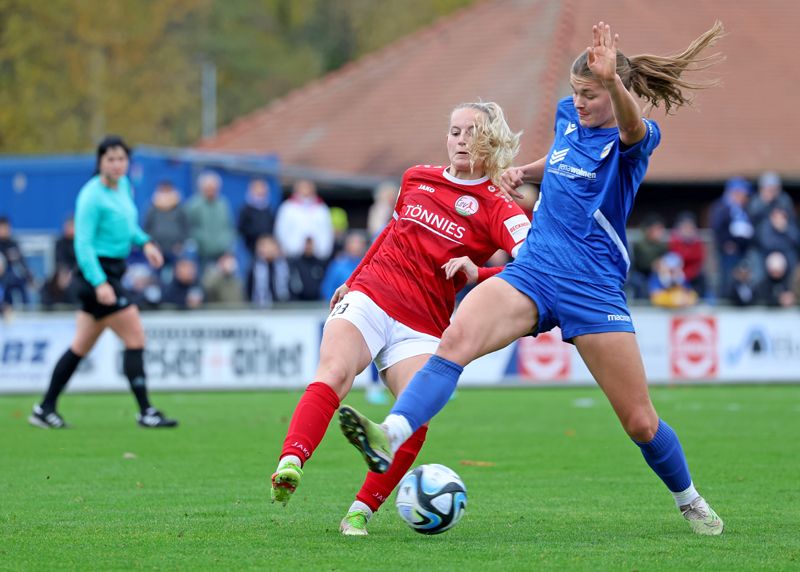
[339,509,370,536]
[339,405,393,474]
[270,461,303,506]
[681,496,724,536]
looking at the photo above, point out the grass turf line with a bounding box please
[1,385,798,571]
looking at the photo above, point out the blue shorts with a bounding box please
[498,261,635,342]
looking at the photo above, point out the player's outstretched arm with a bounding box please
[499,156,546,197]
[587,21,646,145]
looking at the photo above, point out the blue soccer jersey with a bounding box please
[515,97,661,287]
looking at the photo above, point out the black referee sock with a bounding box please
[123,349,152,414]
[40,349,83,412]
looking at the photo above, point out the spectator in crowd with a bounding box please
[330,207,350,260]
[0,216,34,306]
[727,261,758,307]
[237,178,275,255]
[668,211,706,297]
[162,257,204,309]
[366,181,398,240]
[122,263,161,310]
[321,231,368,301]
[202,251,245,305]
[289,236,327,301]
[184,171,235,268]
[54,216,77,271]
[758,251,796,307]
[754,206,799,273]
[40,265,77,309]
[0,254,9,317]
[648,252,698,309]
[710,177,754,299]
[247,235,291,308]
[748,171,795,229]
[792,264,800,306]
[629,213,667,299]
[144,180,189,269]
[274,179,334,260]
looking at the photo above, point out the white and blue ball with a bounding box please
[395,464,467,535]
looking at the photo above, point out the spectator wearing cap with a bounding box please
[668,211,706,298]
[748,171,795,229]
[710,177,755,299]
[648,252,698,309]
[629,213,667,299]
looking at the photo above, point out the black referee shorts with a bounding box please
[73,257,135,320]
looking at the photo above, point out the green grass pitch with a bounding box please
[2,385,799,571]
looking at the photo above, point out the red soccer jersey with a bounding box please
[349,165,531,337]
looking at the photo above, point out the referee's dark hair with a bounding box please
[94,135,131,174]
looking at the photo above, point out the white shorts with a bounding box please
[325,290,440,372]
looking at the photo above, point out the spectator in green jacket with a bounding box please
[184,171,235,268]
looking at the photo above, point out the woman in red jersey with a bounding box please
[270,101,531,535]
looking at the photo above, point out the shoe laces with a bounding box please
[343,510,369,528]
[681,497,709,519]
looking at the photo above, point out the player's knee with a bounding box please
[438,321,476,361]
[314,358,352,395]
[623,412,658,442]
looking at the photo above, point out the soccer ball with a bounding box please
[395,464,467,535]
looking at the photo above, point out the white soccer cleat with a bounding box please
[681,496,724,536]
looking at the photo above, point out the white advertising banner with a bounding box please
[0,307,797,394]
[0,311,323,394]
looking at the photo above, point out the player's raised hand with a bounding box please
[329,283,349,310]
[442,256,479,284]
[587,21,619,84]
[499,167,525,199]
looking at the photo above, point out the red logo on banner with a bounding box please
[670,316,718,379]
[517,331,570,381]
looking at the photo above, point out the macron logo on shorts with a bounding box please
[607,314,631,322]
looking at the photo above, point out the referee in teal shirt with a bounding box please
[30,136,178,429]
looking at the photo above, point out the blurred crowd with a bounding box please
[627,171,799,309]
[0,174,389,314]
[1,171,798,314]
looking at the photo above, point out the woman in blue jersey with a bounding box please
[340,21,726,535]
[29,136,178,429]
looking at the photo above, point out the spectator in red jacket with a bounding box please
[668,211,706,298]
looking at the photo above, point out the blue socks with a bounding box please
[634,419,692,493]
[390,355,463,432]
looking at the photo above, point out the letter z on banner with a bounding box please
[670,315,718,379]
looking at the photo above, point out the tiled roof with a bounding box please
[197,0,800,182]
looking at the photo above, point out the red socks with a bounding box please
[355,425,428,512]
[280,382,340,463]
